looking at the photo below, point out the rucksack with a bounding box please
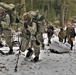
[0,2,16,24]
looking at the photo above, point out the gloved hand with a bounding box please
[24,22,28,28]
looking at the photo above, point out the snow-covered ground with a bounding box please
[0,32,76,75]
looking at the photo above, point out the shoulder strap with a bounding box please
[32,18,39,32]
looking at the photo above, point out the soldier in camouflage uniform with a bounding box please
[65,22,75,50]
[0,2,16,26]
[47,24,54,45]
[36,12,45,50]
[0,6,4,47]
[29,11,45,50]
[0,6,14,54]
[21,13,40,62]
[58,27,66,42]
[0,3,17,55]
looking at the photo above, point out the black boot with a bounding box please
[42,44,44,50]
[70,47,72,50]
[35,40,40,45]
[26,48,33,58]
[48,40,51,44]
[31,56,39,62]
[0,42,4,47]
[6,48,14,55]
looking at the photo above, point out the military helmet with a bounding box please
[9,4,15,10]
[29,11,37,18]
[0,2,15,11]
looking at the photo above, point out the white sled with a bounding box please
[49,40,70,53]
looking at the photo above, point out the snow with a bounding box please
[0,32,76,75]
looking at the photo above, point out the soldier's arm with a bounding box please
[73,27,75,37]
[1,14,10,26]
[28,22,37,35]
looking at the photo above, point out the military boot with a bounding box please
[26,48,33,58]
[31,56,39,62]
[48,40,51,44]
[70,47,72,50]
[42,44,44,50]
[0,42,4,47]
[6,48,14,55]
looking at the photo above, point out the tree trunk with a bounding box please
[21,0,26,15]
[60,0,65,27]
[31,0,33,10]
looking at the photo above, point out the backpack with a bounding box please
[0,2,16,24]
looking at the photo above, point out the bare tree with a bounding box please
[21,0,26,15]
[31,0,33,10]
[60,0,65,27]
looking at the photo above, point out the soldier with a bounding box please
[0,3,17,55]
[0,6,4,47]
[46,23,54,45]
[29,10,45,50]
[0,2,16,25]
[65,22,75,50]
[58,27,66,42]
[21,12,40,62]
[0,6,14,55]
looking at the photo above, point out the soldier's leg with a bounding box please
[26,47,33,58]
[41,34,44,49]
[68,38,73,50]
[21,37,33,58]
[26,39,33,58]
[0,27,4,47]
[31,40,40,62]
[48,35,51,45]
[21,37,29,52]
[0,35,4,47]
[37,33,44,50]
[70,38,73,50]
[64,35,67,43]
[3,29,14,54]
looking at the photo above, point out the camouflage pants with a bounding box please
[21,35,40,57]
[67,35,73,50]
[31,40,40,57]
[0,28,12,48]
[37,33,45,50]
[0,25,3,42]
[37,33,44,46]
[48,34,52,43]
[21,36,30,52]
[65,35,74,50]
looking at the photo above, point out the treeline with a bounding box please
[0,0,76,26]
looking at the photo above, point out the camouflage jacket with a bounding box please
[66,26,75,38]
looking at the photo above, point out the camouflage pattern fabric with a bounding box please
[65,26,75,49]
[21,17,40,57]
[58,28,66,42]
